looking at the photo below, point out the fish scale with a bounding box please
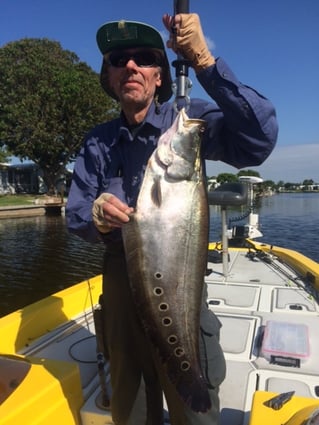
[122,108,211,413]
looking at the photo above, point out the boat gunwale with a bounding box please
[0,275,102,354]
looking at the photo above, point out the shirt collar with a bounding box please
[116,101,163,143]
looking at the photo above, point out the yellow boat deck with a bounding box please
[1,243,319,424]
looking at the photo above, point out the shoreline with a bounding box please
[0,204,65,219]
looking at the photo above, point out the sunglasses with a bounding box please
[108,50,163,68]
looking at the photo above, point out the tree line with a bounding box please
[0,38,119,192]
[208,171,318,192]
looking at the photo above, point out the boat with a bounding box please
[1,176,319,425]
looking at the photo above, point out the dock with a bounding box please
[0,202,65,219]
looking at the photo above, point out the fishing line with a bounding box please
[247,242,319,304]
[87,278,96,312]
[68,335,97,363]
[87,277,111,408]
[63,279,99,364]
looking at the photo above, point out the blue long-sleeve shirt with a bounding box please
[66,58,278,243]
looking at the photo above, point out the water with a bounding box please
[0,193,318,317]
[210,192,319,263]
[0,216,104,317]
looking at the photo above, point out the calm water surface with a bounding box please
[0,192,318,316]
[210,192,319,263]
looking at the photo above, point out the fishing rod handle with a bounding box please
[174,0,189,14]
[172,0,191,111]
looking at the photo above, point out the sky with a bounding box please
[1,0,319,183]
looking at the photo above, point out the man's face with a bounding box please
[106,48,163,107]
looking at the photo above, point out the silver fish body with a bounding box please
[122,108,211,413]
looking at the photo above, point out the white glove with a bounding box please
[92,193,133,233]
[92,193,113,234]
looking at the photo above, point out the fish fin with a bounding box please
[176,376,212,413]
[166,370,211,413]
[166,360,212,413]
[151,176,162,207]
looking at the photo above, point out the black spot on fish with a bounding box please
[162,317,172,326]
[151,176,162,207]
[159,302,169,311]
[174,347,185,357]
[180,361,191,371]
[153,287,163,296]
[167,335,178,345]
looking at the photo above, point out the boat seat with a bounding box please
[208,182,248,207]
[208,183,248,277]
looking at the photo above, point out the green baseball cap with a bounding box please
[97,20,172,103]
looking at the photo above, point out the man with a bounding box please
[66,13,278,425]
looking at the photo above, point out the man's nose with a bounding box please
[125,59,138,69]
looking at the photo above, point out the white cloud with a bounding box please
[205,36,216,52]
[206,143,319,183]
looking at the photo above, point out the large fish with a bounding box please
[122,108,211,413]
